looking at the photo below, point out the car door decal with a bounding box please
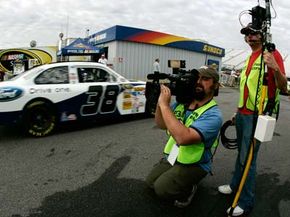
[100,85,120,113]
[81,86,102,116]
[80,85,120,116]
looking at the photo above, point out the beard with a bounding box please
[195,91,206,101]
[195,83,216,101]
[195,86,206,101]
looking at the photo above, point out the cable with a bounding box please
[220,120,238,149]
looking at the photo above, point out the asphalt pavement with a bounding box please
[0,87,289,217]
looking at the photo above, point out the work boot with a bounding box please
[174,185,197,208]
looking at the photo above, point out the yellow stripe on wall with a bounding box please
[150,36,190,45]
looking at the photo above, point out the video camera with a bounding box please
[241,0,274,50]
[145,67,199,114]
[250,5,267,31]
[244,0,272,31]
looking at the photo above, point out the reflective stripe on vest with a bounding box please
[238,54,280,113]
[164,99,217,164]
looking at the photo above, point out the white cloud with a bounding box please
[0,0,289,56]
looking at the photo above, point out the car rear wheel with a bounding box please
[24,101,57,137]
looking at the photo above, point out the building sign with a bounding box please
[89,33,107,44]
[95,33,107,41]
[203,45,223,55]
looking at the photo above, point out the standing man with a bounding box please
[146,66,222,208]
[153,58,160,73]
[218,23,287,216]
[229,68,238,87]
[98,54,108,65]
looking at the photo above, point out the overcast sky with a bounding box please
[1,0,289,55]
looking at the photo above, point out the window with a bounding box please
[77,67,112,83]
[35,66,69,84]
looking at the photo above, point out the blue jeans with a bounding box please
[230,112,261,212]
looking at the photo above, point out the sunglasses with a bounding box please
[245,31,259,36]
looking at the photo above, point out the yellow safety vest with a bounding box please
[164,99,217,164]
[238,54,280,113]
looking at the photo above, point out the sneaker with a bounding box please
[174,185,197,208]
[218,184,233,194]
[227,205,244,216]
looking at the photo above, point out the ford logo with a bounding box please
[0,87,23,102]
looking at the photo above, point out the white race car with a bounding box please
[0,62,147,137]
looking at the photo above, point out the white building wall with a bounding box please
[106,41,117,64]
[105,41,222,80]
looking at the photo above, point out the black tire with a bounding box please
[23,101,57,137]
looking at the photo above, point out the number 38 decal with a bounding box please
[81,85,120,116]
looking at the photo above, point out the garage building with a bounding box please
[86,25,225,80]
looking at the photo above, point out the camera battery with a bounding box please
[254,115,276,142]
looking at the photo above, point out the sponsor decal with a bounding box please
[133,86,145,92]
[0,87,23,102]
[122,88,132,110]
[122,83,133,89]
[29,87,70,94]
[61,112,77,122]
[55,87,70,93]
[122,100,132,110]
[29,88,52,94]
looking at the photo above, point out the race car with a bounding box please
[0,62,147,137]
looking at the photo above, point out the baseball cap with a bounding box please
[197,66,219,82]
[240,23,260,35]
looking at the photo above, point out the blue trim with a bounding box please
[166,41,225,57]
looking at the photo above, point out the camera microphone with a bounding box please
[147,73,168,80]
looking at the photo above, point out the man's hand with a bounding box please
[154,84,171,129]
[263,51,279,71]
[158,84,172,108]
[263,51,287,92]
